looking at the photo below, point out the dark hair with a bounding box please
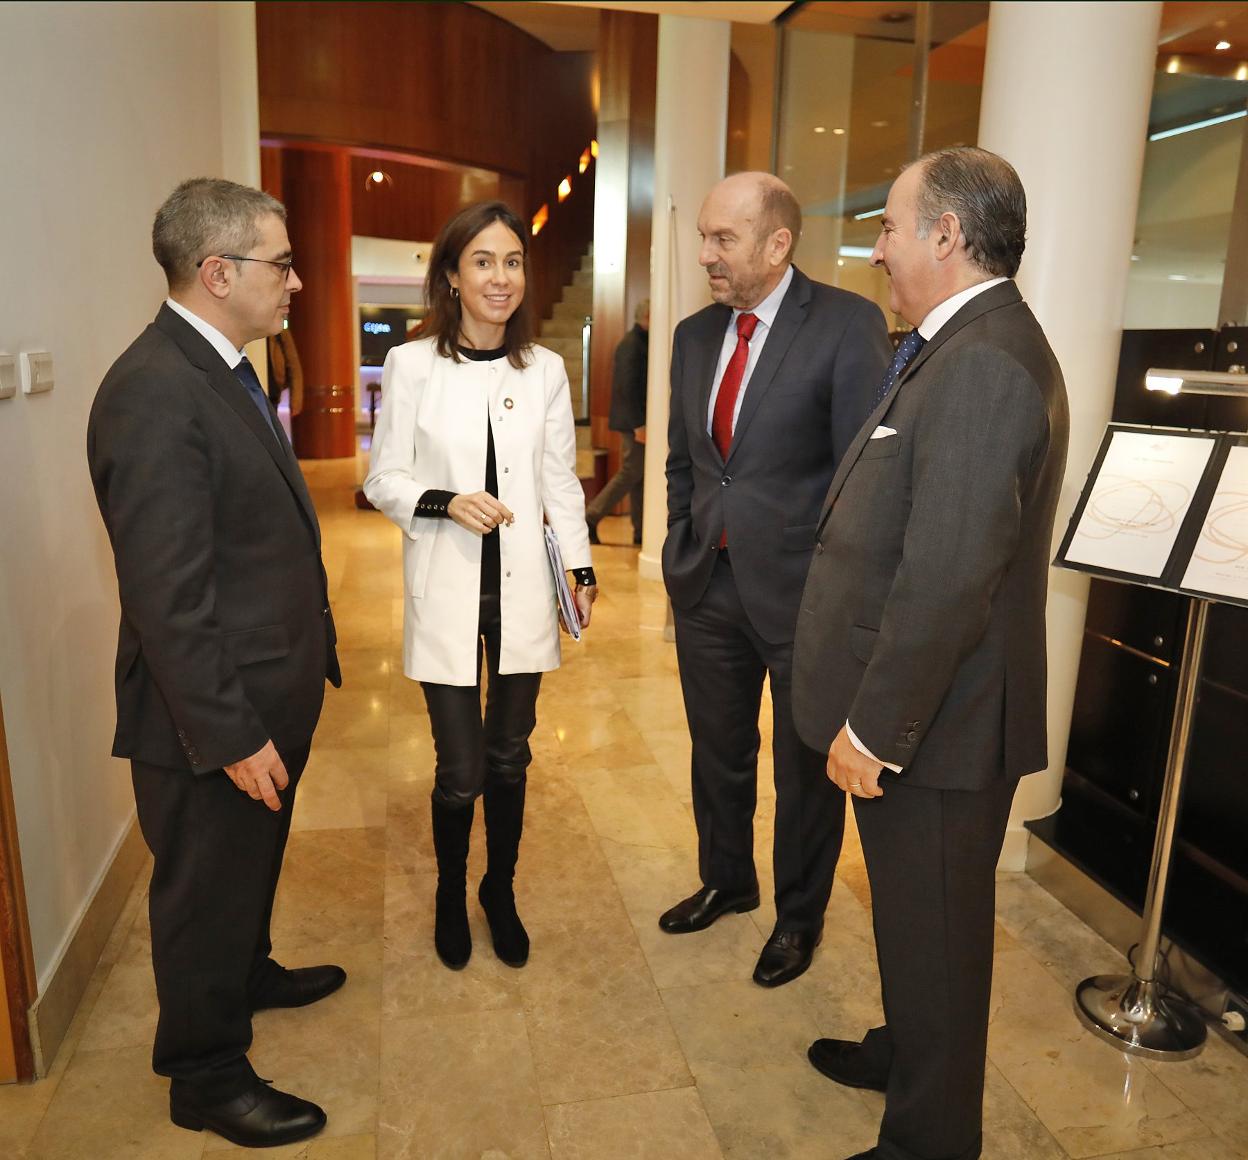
[758,180,803,261]
[153,178,285,290]
[910,147,1026,278]
[424,201,534,369]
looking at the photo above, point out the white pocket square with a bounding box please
[869,426,897,440]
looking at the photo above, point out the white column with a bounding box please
[978,1,1162,868]
[638,14,731,581]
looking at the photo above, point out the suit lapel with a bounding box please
[724,268,810,467]
[155,306,322,545]
[694,305,733,465]
[816,279,1023,531]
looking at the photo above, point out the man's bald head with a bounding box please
[698,172,803,309]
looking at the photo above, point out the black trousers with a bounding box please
[421,591,542,807]
[673,554,844,932]
[131,742,310,1099]
[584,430,644,538]
[853,774,1017,1160]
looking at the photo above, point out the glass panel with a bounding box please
[775,2,987,326]
[1125,73,1248,328]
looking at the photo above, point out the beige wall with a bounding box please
[0,2,256,990]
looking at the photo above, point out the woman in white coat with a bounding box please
[364,202,596,971]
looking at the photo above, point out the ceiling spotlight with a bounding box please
[832,127,846,136]
[814,126,827,134]
[1216,40,1232,51]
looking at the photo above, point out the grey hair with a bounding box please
[909,147,1026,278]
[153,178,286,290]
[635,298,650,324]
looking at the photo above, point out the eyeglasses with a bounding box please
[197,254,295,277]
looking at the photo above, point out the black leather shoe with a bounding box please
[170,1080,326,1147]
[658,885,759,933]
[807,1037,889,1092]
[753,926,822,987]
[250,965,347,1013]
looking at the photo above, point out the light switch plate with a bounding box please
[21,350,53,394]
[0,353,16,400]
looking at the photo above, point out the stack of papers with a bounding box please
[544,525,582,642]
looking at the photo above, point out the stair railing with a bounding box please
[579,314,592,422]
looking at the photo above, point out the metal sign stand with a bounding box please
[1073,596,1209,1061]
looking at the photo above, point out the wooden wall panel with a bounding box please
[0,695,36,1082]
[351,157,500,243]
[257,2,541,176]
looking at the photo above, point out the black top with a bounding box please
[608,324,649,433]
[415,344,595,589]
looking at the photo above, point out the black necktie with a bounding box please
[234,356,279,440]
[872,330,926,408]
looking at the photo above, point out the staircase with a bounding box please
[538,248,599,480]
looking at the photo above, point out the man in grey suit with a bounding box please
[793,148,1069,1159]
[659,172,891,987]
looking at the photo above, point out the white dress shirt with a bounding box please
[846,276,1008,774]
[705,264,795,435]
[165,298,244,369]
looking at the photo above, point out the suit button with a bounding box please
[721,476,731,486]
[906,731,917,743]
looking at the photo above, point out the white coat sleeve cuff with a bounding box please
[846,720,904,774]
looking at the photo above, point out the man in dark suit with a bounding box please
[88,178,344,1149]
[586,298,649,546]
[793,148,1069,1160]
[659,172,891,986]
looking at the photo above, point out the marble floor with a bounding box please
[5,455,1248,1160]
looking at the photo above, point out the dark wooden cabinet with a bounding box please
[1032,327,1248,995]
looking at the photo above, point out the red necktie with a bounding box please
[712,312,759,548]
[711,311,759,459]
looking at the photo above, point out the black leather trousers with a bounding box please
[421,590,542,808]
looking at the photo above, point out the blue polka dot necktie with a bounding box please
[873,330,925,409]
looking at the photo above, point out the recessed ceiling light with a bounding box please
[814,126,827,134]
[1216,40,1232,51]
[837,258,845,267]
[832,127,846,136]
[370,170,386,183]
[870,120,889,129]
[1168,274,1189,281]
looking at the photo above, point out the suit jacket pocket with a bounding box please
[781,522,818,552]
[858,435,900,460]
[406,526,438,599]
[223,624,290,667]
[849,623,879,663]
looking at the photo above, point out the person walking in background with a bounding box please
[793,147,1069,1160]
[586,298,649,546]
[659,172,891,988]
[87,178,343,1149]
[364,201,596,974]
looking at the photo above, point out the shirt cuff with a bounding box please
[846,720,904,774]
[572,567,597,587]
[415,490,456,519]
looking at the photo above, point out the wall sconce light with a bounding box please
[579,147,592,174]
[557,176,572,203]
[531,204,549,237]
[590,139,599,158]
[364,169,393,191]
